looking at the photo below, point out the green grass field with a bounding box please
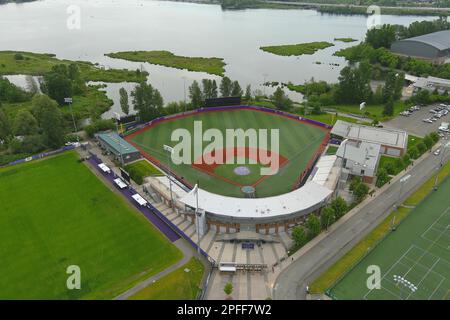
[127,109,327,198]
[0,152,182,299]
[328,175,450,300]
[128,257,205,300]
[124,159,164,185]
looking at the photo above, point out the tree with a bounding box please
[244,85,252,101]
[68,63,80,81]
[13,110,38,136]
[306,214,321,238]
[189,80,203,108]
[34,96,65,149]
[320,206,336,229]
[211,80,218,99]
[25,75,39,95]
[365,24,396,49]
[272,87,292,111]
[0,107,12,140]
[231,81,243,97]
[423,135,433,149]
[335,61,372,104]
[330,197,348,219]
[383,161,396,175]
[119,88,129,115]
[383,98,394,117]
[224,282,233,297]
[219,76,232,97]
[42,64,73,105]
[408,146,419,159]
[291,226,308,247]
[376,168,390,188]
[417,141,427,154]
[131,82,163,122]
[353,182,369,202]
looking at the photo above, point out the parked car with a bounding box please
[423,119,433,123]
[434,148,441,156]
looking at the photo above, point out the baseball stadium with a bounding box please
[125,106,336,234]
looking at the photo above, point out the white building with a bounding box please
[336,140,381,184]
[331,120,408,157]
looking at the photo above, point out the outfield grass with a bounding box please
[128,109,327,198]
[128,257,205,300]
[310,161,450,295]
[124,159,164,185]
[0,51,148,83]
[106,51,226,76]
[0,152,182,299]
[260,42,334,56]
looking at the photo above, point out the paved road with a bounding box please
[274,146,449,300]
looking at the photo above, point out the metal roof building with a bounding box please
[331,120,408,156]
[96,132,141,164]
[391,30,450,63]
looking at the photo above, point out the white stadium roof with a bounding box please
[179,182,332,219]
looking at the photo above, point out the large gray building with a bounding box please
[391,30,450,63]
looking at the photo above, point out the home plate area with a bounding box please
[192,147,288,187]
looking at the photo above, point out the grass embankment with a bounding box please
[124,159,164,185]
[0,151,182,299]
[0,51,148,82]
[326,145,339,155]
[309,160,450,294]
[260,42,334,57]
[106,51,226,76]
[128,257,205,300]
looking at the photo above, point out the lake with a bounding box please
[0,0,434,118]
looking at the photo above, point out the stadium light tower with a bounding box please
[391,174,411,230]
[163,145,175,209]
[433,141,450,190]
[64,97,79,143]
[114,112,124,166]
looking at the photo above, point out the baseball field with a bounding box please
[0,151,182,299]
[126,108,328,198]
[328,175,450,300]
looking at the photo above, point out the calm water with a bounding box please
[0,0,434,117]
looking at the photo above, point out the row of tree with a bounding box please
[291,197,348,249]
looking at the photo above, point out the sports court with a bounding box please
[328,176,450,300]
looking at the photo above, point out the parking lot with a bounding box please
[384,103,450,137]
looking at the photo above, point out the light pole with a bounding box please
[262,73,268,97]
[163,144,175,209]
[195,182,201,255]
[433,141,450,190]
[182,76,187,112]
[114,112,124,166]
[392,174,411,230]
[64,97,79,143]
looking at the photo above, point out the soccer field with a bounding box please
[329,176,450,300]
[0,152,182,299]
[127,109,328,198]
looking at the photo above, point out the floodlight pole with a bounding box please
[195,181,201,255]
[434,141,450,190]
[114,112,124,166]
[395,174,411,210]
[163,145,174,209]
[65,97,79,143]
[182,76,187,112]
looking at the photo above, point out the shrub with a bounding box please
[14,53,24,60]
